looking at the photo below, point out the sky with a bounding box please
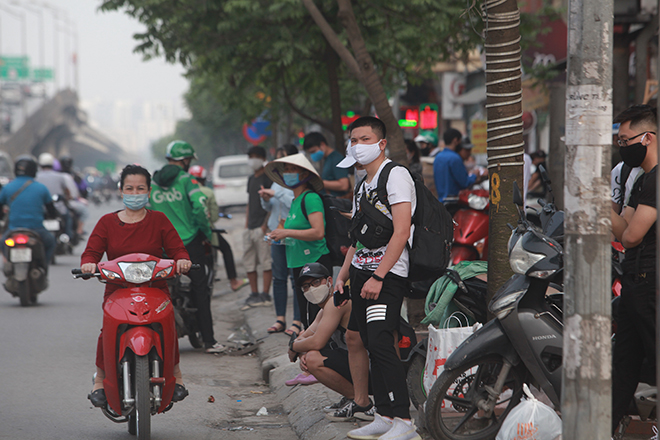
[0,0,189,105]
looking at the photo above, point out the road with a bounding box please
[0,200,295,440]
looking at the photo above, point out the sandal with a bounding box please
[267,320,286,334]
[284,322,302,337]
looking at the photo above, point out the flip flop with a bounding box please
[231,278,249,292]
[267,320,286,334]
[284,322,302,337]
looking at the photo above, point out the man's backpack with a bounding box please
[353,161,454,282]
[301,191,353,267]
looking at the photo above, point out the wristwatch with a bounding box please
[371,273,385,282]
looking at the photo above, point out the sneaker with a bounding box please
[324,396,351,413]
[378,417,422,440]
[240,292,264,310]
[356,403,376,421]
[651,425,658,440]
[205,342,226,353]
[347,413,392,440]
[259,292,273,306]
[327,399,374,422]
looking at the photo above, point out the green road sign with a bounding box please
[32,68,53,81]
[0,56,30,80]
[96,161,116,174]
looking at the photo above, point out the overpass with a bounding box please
[0,89,138,169]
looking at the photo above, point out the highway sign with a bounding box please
[32,68,54,81]
[0,56,30,80]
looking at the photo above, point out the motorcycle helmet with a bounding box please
[38,152,55,168]
[60,155,73,172]
[165,140,197,161]
[188,165,207,180]
[14,155,38,177]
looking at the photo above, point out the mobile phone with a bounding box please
[333,285,351,307]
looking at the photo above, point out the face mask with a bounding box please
[123,193,149,211]
[310,150,324,162]
[355,169,367,182]
[303,280,330,304]
[248,158,264,171]
[282,172,300,187]
[354,139,383,165]
[620,142,647,168]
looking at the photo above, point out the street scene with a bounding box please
[0,0,659,440]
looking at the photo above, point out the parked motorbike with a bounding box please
[72,253,193,440]
[3,228,49,306]
[169,271,203,349]
[450,188,489,264]
[425,182,564,440]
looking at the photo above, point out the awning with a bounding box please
[452,86,486,105]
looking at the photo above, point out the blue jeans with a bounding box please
[271,244,299,322]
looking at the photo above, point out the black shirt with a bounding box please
[623,165,657,273]
[247,172,272,230]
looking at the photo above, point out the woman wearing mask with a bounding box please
[81,165,192,408]
[259,144,303,336]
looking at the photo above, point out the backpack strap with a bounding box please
[300,190,312,220]
[374,161,401,212]
[9,179,34,204]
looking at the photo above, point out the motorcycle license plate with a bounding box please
[10,248,31,263]
[43,219,60,231]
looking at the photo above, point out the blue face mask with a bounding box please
[282,172,300,187]
[310,150,324,162]
[123,193,149,211]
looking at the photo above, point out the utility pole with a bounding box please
[562,0,613,437]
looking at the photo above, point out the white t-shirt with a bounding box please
[351,160,416,278]
[611,161,643,207]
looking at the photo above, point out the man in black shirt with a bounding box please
[610,104,658,433]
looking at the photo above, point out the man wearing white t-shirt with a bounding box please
[334,116,421,440]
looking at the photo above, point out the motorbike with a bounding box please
[72,253,194,440]
[424,181,565,440]
[450,188,489,264]
[3,227,49,306]
[169,270,203,349]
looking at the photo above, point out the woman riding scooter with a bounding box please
[80,165,192,407]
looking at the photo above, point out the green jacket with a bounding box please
[149,164,212,245]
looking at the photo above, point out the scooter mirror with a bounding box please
[538,164,554,203]
[512,181,523,207]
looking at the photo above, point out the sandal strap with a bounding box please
[291,323,302,331]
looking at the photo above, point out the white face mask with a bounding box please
[353,139,383,165]
[248,158,264,171]
[303,280,331,304]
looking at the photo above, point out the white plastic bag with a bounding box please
[423,313,481,395]
[496,384,562,440]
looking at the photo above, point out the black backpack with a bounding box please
[301,191,353,267]
[352,161,454,282]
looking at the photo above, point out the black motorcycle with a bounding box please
[3,228,49,306]
[169,265,203,349]
[424,182,564,440]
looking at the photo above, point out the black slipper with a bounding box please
[172,383,189,402]
[267,319,286,334]
[284,322,302,337]
[88,389,107,408]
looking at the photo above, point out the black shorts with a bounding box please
[319,345,352,383]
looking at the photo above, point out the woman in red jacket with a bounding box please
[81,164,192,408]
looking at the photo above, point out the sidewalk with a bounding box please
[236,299,424,440]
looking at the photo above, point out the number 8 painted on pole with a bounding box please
[490,172,501,212]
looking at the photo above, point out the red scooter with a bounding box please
[450,188,489,264]
[72,253,191,440]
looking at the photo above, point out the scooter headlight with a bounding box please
[118,261,156,284]
[509,237,545,275]
[467,193,489,210]
[489,289,526,320]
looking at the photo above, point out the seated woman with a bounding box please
[287,263,374,422]
[80,164,192,407]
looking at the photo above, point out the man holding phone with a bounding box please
[287,263,375,421]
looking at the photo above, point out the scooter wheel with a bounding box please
[188,332,203,349]
[406,353,427,410]
[18,281,30,307]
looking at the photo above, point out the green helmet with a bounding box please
[166,140,197,160]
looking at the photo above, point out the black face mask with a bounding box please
[620,142,647,168]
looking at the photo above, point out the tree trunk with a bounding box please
[301,0,406,164]
[325,42,345,153]
[484,0,525,301]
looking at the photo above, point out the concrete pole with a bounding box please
[562,0,612,438]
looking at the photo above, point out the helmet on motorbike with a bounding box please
[14,155,38,177]
[188,165,207,180]
[59,155,73,172]
[165,141,197,161]
[38,152,55,168]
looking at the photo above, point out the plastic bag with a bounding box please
[422,313,481,395]
[496,384,562,440]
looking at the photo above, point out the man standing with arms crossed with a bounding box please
[334,116,421,440]
[150,140,225,353]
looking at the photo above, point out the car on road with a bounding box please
[213,155,251,209]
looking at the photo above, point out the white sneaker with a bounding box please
[205,342,226,353]
[650,425,658,440]
[378,417,421,440]
[347,413,393,440]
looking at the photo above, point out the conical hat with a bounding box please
[264,153,324,193]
